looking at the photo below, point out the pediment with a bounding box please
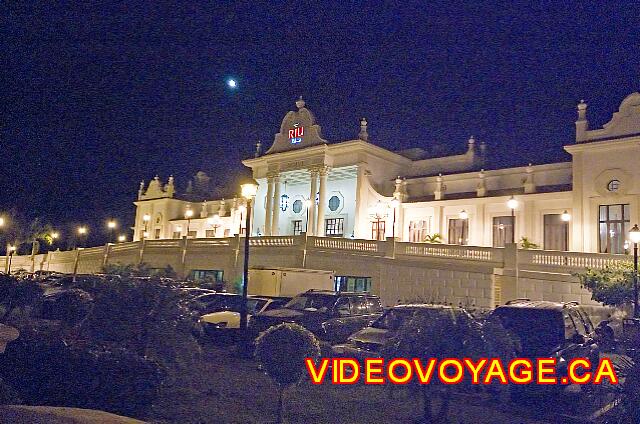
[266,98,327,154]
[588,92,640,141]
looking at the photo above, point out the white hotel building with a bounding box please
[134,93,640,255]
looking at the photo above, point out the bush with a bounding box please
[0,336,161,417]
[255,323,321,423]
[576,263,634,308]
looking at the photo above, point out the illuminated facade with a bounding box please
[134,93,640,254]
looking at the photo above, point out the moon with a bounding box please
[227,79,238,88]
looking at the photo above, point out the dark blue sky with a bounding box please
[2,1,639,245]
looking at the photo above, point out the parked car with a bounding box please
[491,299,600,400]
[332,304,467,360]
[197,295,290,338]
[249,290,383,344]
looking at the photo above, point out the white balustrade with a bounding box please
[399,242,501,262]
[519,249,631,270]
[311,237,382,254]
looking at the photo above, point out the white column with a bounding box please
[316,167,328,236]
[265,176,274,236]
[308,169,319,236]
[271,175,281,236]
[353,164,366,238]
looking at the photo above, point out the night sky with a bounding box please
[2,2,639,246]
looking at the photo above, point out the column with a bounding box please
[264,175,274,235]
[316,167,328,236]
[353,164,366,238]
[271,175,281,236]
[308,169,319,236]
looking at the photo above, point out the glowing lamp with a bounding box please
[630,224,640,244]
[507,196,518,210]
[561,210,571,222]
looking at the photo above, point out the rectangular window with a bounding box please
[172,231,182,239]
[334,276,372,292]
[544,214,568,251]
[493,216,514,247]
[448,218,469,245]
[292,220,303,235]
[408,219,429,243]
[154,228,161,239]
[189,269,224,283]
[205,230,216,238]
[371,220,385,241]
[325,218,344,237]
[598,204,630,254]
[187,231,197,239]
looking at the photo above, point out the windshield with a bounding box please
[199,296,266,314]
[493,308,564,355]
[372,308,446,330]
[284,294,335,311]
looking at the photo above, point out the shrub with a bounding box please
[575,263,634,308]
[255,323,321,423]
[0,336,161,417]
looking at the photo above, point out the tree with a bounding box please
[383,310,516,423]
[254,323,321,424]
[575,263,634,308]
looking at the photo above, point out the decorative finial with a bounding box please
[255,140,262,158]
[359,117,369,141]
[295,96,305,109]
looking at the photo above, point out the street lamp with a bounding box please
[184,208,194,238]
[118,235,126,242]
[207,214,221,238]
[107,220,117,243]
[239,178,258,334]
[0,217,4,228]
[77,226,88,247]
[142,214,151,241]
[6,245,16,274]
[629,224,640,318]
[507,196,518,244]
[390,198,400,240]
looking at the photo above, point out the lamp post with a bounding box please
[239,178,258,334]
[630,224,640,318]
[507,196,518,244]
[142,214,151,241]
[7,245,16,274]
[107,220,117,243]
[207,214,221,238]
[184,208,194,238]
[77,226,88,248]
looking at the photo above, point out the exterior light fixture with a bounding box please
[561,210,571,222]
[507,196,518,210]
[239,176,259,334]
[459,210,469,220]
[118,235,126,242]
[241,179,259,199]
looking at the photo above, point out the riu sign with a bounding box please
[289,123,304,144]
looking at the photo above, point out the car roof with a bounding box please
[496,299,581,311]
[303,290,379,298]
[392,304,454,310]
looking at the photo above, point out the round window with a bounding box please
[292,199,302,213]
[328,195,341,212]
[607,179,621,192]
